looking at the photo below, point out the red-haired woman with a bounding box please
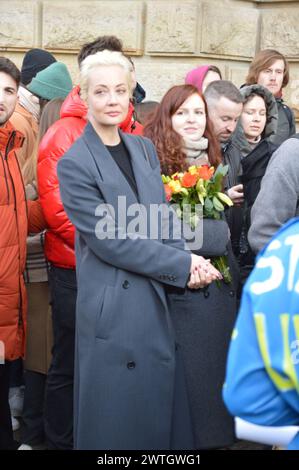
[144,85,238,449]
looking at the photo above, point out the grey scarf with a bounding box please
[183,136,209,166]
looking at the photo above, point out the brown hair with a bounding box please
[22,97,64,185]
[78,35,123,66]
[135,101,159,126]
[144,85,222,175]
[246,49,289,89]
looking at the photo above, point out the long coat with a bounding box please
[57,122,193,450]
[169,218,238,449]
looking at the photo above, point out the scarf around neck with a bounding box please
[183,136,209,166]
[18,86,40,122]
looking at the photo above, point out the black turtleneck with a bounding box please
[106,139,138,198]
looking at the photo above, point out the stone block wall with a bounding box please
[1,0,299,118]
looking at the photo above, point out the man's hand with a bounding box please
[227,184,244,206]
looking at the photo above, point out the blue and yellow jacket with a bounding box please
[223,218,299,449]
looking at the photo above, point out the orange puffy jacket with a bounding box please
[38,85,143,269]
[0,121,45,361]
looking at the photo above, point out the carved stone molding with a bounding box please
[0,1,39,48]
[42,1,144,53]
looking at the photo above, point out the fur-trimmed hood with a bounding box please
[233,84,278,156]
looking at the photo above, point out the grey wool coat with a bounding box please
[57,122,194,450]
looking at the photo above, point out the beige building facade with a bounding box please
[1,0,299,119]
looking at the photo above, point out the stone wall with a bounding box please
[1,0,299,118]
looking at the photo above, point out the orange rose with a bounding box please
[197,165,214,180]
[181,172,198,188]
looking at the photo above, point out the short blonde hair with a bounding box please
[80,49,133,100]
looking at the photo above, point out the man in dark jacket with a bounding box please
[204,80,244,202]
[204,80,244,256]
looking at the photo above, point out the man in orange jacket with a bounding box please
[0,57,45,450]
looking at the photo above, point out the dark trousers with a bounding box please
[0,362,14,449]
[22,371,46,445]
[44,265,77,450]
[9,358,24,388]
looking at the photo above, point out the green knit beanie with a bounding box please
[28,61,73,100]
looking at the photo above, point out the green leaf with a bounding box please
[204,197,213,211]
[213,196,224,212]
[213,163,229,178]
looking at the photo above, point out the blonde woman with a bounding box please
[57,50,221,450]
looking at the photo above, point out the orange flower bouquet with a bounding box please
[162,164,233,284]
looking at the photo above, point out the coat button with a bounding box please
[229,290,235,297]
[204,290,210,299]
[122,280,130,289]
[127,361,135,370]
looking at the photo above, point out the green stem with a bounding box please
[211,256,232,285]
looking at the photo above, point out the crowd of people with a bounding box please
[0,35,298,450]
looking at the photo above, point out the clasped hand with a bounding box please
[187,254,222,289]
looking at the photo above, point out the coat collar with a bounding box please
[0,121,24,155]
[82,122,154,206]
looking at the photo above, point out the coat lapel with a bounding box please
[82,123,168,311]
[82,122,138,211]
[121,132,170,312]
[121,131,158,207]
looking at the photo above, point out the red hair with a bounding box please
[144,84,222,175]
